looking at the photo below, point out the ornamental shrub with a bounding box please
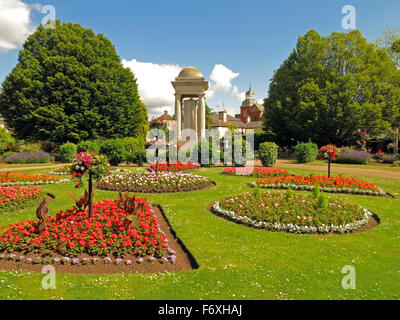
[294,142,318,163]
[18,143,42,153]
[258,142,278,167]
[333,151,370,164]
[123,137,145,165]
[59,142,77,163]
[99,139,127,166]
[77,140,100,153]
[5,152,50,164]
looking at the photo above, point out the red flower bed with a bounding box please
[256,175,386,196]
[150,162,200,172]
[222,167,289,178]
[0,172,66,185]
[0,198,169,258]
[0,186,43,213]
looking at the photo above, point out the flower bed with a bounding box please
[150,162,200,173]
[0,172,70,186]
[221,167,289,177]
[0,198,176,266]
[0,186,43,213]
[255,175,387,196]
[98,172,213,193]
[212,191,375,234]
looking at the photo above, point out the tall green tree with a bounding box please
[0,21,148,144]
[263,29,400,147]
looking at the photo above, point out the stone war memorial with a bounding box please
[171,67,209,140]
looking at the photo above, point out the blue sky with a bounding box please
[1,0,400,117]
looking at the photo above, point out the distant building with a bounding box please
[239,88,265,125]
[153,110,176,132]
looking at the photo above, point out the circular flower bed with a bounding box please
[0,186,43,214]
[0,172,70,186]
[212,190,375,234]
[255,175,387,196]
[98,172,213,193]
[221,167,289,177]
[150,162,200,173]
[0,198,176,266]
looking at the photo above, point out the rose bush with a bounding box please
[98,172,213,193]
[213,190,373,234]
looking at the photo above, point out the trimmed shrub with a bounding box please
[59,142,77,163]
[258,142,278,167]
[99,139,127,166]
[76,140,100,153]
[5,152,50,164]
[294,142,318,163]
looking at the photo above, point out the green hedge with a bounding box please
[59,142,77,163]
[77,140,100,153]
[294,142,318,163]
[258,142,278,167]
[99,139,127,166]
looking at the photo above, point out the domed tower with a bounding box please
[171,67,209,140]
[240,85,264,123]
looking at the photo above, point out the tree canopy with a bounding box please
[0,21,148,144]
[263,29,400,147]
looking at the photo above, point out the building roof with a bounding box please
[209,112,246,128]
[157,111,174,121]
[177,66,204,79]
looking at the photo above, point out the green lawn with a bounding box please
[0,167,399,300]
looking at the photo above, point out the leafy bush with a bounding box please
[99,139,127,166]
[0,128,16,154]
[333,151,370,164]
[339,146,358,153]
[294,142,318,163]
[123,137,145,165]
[253,131,268,151]
[5,152,50,164]
[2,151,15,159]
[258,142,278,167]
[59,142,77,163]
[377,154,399,164]
[18,143,42,153]
[76,140,100,153]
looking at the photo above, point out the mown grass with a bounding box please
[0,166,399,300]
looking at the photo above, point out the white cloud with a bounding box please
[122,59,182,116]
[232,85,245,102]
[122,60,245,117]
[0,0,39,51]
[207,64,240,98]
